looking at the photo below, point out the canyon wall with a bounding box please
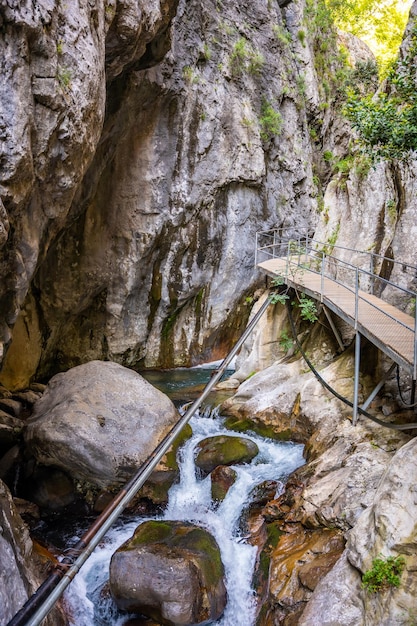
[0,0,324,389]
[3,0,415,390]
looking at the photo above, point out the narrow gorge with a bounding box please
[1,0,417,625]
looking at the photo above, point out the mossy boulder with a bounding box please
[109,520,227,625]
[195,435,259,475]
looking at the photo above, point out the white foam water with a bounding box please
[64,411,305,625]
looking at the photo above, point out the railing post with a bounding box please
[321,252,325,302]
[414,310,417,382]
[370,252,374,294]
[353,331,361,425]
[255,231,258,267]
[286,240,290,278]
[354,267,359,329]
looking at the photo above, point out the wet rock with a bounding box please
[215,378,240,390]
[221,361,315,443]
[137,470,179,506]
[268,525,345,617]
[29,383,47,394]
[210,465,237,502]
[0,398,24,418]
[109,520,226,625]
[122,617,161,626]
[28,466,76,512]
[0,444,21,482]
[11,389,43,407]
[314,435,417,626]
[298,550,343,591]
[297,552,363,626]
[13,497,40,522]
[0,412,24,455]
[195,435,259,475]
[24,361,180,490]
[93,491,115,514]
[0,385,12,398]
[240,480,281,540]
[0,479,66,626]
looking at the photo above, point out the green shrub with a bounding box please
[260,100,282,141]
[58,67,71,89]
[344,24,417,161]
[279,331,294,352]
[294,295,318,322]
[362,555,405,593]
[230,37,264,76]
[273,24,292,45]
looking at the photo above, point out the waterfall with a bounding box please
[64,410,305,625]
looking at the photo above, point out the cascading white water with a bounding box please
[64,409,305,626]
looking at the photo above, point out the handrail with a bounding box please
[256,227,417,275]
[257,228,417,379]
[6,297,272,626]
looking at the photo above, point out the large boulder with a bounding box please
[109,520,227,625]
[24,361,179,489]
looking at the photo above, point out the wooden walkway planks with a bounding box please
[258,257,416,374]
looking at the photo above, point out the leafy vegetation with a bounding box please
[304,0,343,103]
[58,67,72,89]
[230,37,264,77]
[183,65,199,84]
[272,24,292,46]
[279,331,294,352]
[269,276,289,306]
[344,24,417,161]
[303,0,413,164]
[260,100,283,141]
[362,554,406,593]
[293,295,319,322]
[269,278,318,324]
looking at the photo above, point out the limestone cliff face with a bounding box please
[0,0,180,388]
[2,0,416,390]
[0,0,321,387]
[314,1,417,305]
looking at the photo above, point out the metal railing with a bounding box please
[7,298,272,626]
[256,228,417,378]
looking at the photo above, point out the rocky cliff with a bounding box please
[5,0,414,391]
[0,0,347,390]
[1,2,417,624]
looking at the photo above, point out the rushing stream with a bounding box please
[62,368,305,625]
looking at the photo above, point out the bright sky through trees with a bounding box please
[328,0,414,72]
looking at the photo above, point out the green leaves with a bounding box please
[327,0,412,72]
[343,24,417,161]
[362,555,406,593]
[294,295,319,322]
[269,277,318,323]
[269,277,289,305]
[260,99,283,141]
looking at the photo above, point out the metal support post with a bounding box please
[323,306,344,352]
[353,331,361,425]
[361,362,396,411]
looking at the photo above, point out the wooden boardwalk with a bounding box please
[258,257,416,376]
